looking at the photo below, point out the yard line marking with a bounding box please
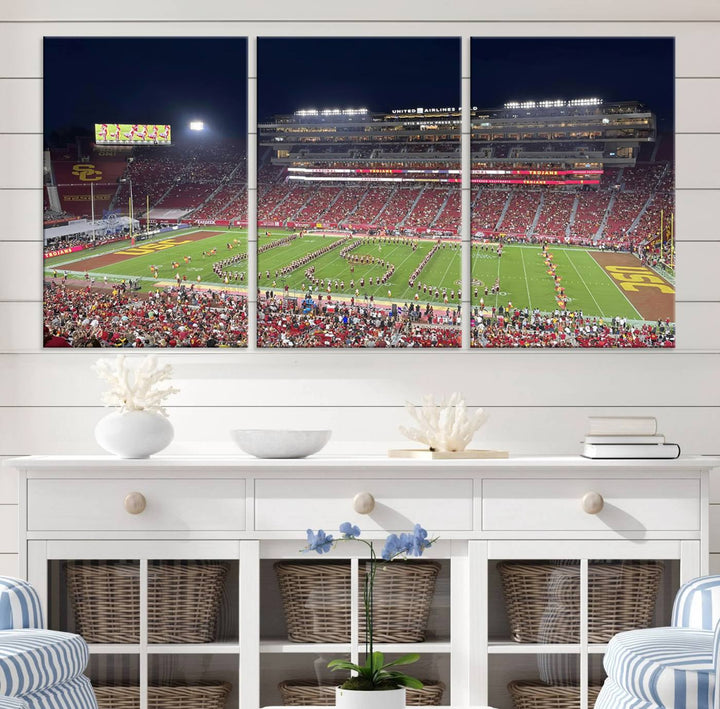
[563,249,606,318]
[433,245,461,301]
[519,246,533,311]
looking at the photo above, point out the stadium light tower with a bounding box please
[118,174,134,241]
[189,120,205,131]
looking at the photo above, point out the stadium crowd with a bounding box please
[471,307,675,348]
[43,276,674,349]
[43,281,248,347]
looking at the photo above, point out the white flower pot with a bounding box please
[335,686,405,709]
[95,410,174,459]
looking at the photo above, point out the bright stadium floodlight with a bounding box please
[189,120,204,131]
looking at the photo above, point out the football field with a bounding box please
[43,227,674,321]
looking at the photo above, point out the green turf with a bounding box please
[470,243,641,319]
[43,227,204,268]
[44,228,646,319]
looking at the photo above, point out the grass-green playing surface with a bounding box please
[44,227,642,320]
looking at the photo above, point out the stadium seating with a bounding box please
[258,184,295,222]
[348,186,395,226]
[191,185,245,221]
[48,131,673,244]
[376,187,423,229]
[403,187,450,232]
[432,188,461,233]
[321,186,368,226]
[603,192,645,240]
[294,186,341,224]
[270,185,316,222]
[156,182,216,210]
[572,192,611,241]
[498,191,542,235]
[471,189,510,233]
[533,192,575,238]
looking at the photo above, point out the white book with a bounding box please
[587,416,657,436]
[582,442,680,459]
[584,434,665,445]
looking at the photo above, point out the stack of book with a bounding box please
[582,417,681,459]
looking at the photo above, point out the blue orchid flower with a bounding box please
[381,533,402,560]
[304,528,334,554]
[408,524,431,556]
[339,522,361,538]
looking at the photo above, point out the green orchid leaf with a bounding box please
[382,671,424,688]
[327,660,361,672]
[382,653,420,668]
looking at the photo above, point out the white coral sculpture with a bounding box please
[92,355,180,416]
[399,392,488,452]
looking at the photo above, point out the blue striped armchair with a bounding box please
[0,576,98,709]
[595,575,720,709]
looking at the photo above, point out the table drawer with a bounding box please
[255,478,473,531]
[27,479,246,531]
[482,478,699,532]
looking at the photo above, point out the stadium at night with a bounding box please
[41,36,675,348]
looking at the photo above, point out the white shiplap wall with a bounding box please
[1,1,720,579]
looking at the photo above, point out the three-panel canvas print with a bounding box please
[42,37,675,348]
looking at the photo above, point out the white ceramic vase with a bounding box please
[335,687,405,709]
[94,410,174,459]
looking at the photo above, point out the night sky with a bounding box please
[257,38,460,119]
[44,36,674,144]
[471,37,674,132]
[44,37,248,144]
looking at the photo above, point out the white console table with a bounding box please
[6,454,716,709]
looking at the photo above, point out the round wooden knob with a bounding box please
[353,492,375,515]
[124,492,146,515]
[582,491,604,515]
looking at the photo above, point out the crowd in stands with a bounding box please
[347,187,396,225]
[112,142,247,218]
[498,192,542,235]
[403,188,449,232]
[571,192,611,241]
[43,275,675,348]
[295,186,341,223]
[64,136,674,250]
[43,281,248,347]
[432,190,461,233]
[320,186,368,225]
[257,295,461,348]
[532,193,575,238]
[471,189,509,232]
[190,186,246,221]
[376,187,423,229]
[471,307,675,348]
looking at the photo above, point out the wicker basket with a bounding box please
[93,682,232,709]
[278,680,445,706]
[275,560,441,643]
[508,681,601,709]
[66,560,229,643]
[497,560,664,643]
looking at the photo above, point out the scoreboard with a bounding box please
[94,124,172,145]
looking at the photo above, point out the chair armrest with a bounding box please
[0,576,44,630]
[0,697,29,709]
[672,574,720,630]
